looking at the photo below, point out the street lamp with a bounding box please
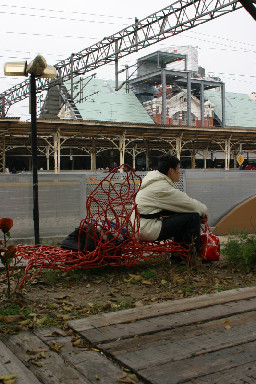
[4,55,57,244]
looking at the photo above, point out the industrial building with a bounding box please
[1,47,256,173]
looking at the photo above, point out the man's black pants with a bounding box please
[157,212,201,252]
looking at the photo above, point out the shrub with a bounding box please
[222,233,256,272]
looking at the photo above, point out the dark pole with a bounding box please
[30,74,40,244]
[239,0,256,21]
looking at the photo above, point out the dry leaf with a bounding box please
[30,360,42,367]
[36,316,48,325]
[128,373,138,382]
[128,274,141,281]
[73,338,81,346]
[225,324,232,330]
[62,306,72,312]
[18,319,30,326]
[0,315,23,323]
[0,375,17,381]
[28,313,37,317]
[4,379,17,384]
[141,280,152,285]
[26,350,38,355]
[49,342,62,352]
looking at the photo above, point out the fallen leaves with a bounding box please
[0,374,17,384]
[0,315,25,323]
[222,318,232,330]
[73,338,82,347]
[49,342,63,353]
[30,360,43,367]
[116,369,139,383]
[1,254,255,337]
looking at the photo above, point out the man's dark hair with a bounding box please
[157,154,180,175]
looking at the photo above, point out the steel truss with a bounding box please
[0,0,241,117]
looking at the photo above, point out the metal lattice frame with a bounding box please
[0,0,241,116]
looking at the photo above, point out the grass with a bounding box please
[0,302,27,318]
[222,233,256,272]
[141,269,157,279]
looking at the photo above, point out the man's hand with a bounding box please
[200,213,208,223]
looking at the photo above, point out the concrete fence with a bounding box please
[0,169,255,243]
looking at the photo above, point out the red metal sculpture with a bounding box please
[16,165,190,286]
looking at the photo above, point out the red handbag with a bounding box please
[200,222,220,261]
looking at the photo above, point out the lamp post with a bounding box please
[4,56,57,244]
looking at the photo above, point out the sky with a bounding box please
[0,0,256,120]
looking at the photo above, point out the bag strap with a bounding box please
[201,221,212,234]
[139,210,176,219]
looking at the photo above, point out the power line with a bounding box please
[0,0,245,112]
[186,30,256,49]
[0,10,130,26]
[157,36,256,54]
[1,31,101,40]
[0,4,134,20]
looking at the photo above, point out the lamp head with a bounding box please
[4,55,57,79]
[27,55,47,76]
[4,61,27,76]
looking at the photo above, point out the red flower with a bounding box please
[0,218,13,233]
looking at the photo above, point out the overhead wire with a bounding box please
[0,4,134,20]
[1,3,255,108]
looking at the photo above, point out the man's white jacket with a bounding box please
[135,170,208,241]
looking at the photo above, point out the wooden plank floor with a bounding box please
[1,287,256,384]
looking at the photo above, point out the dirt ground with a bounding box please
[1,237,256,335]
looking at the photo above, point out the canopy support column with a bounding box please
[145,141,149,170]
[132,146,136,169]
[119,132,126,172]
[46,145,50,171]
[203,148,208,169]
[225,138,231,170]
[2,135,5,173]
[53,131,60,174]
[91,139,96,171]
[187,72,192,126]
[161,69,167,124]
[176,137,182,159]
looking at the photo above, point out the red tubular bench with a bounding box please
[16,165,190,286]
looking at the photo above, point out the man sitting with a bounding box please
[136,154,208,254]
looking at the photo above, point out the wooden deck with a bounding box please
[1,286,256,384]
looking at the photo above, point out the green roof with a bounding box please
[204,90,256,128]
[65,78,154,124]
